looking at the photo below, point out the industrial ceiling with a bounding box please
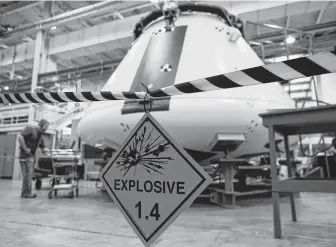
[0,1,336,93]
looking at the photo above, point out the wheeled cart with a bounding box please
[48,149,80,199]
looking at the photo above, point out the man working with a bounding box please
[18,119,50,198]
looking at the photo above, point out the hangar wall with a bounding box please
[317,73,336,105]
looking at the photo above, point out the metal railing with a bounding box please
[0,115,28,126]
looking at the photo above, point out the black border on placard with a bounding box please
[102,115,207,243]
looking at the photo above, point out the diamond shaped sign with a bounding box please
[100,113,212,247]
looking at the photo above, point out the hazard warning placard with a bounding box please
[100,113,212,247]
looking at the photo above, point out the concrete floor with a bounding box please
[0,179,336,247]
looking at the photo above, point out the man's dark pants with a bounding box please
[20,155,35,197]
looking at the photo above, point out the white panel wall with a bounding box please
[317,73,336,104]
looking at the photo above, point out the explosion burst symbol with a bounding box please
[115,122,173,177]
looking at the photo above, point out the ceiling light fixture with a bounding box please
[264,24,284,30]
[285,35,295,44]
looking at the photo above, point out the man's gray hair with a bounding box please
[38,119,49,127]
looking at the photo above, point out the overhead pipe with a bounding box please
[0,59,121,86]
[257,32,336,53]
[246,20,304,35]
[249,21,336,42]
[46,70,110,86]
[0,1,119,39]
[0,1,40,16]
[259,41,336,59]
[88,2,153,22]
[39,70,113,87]
[17,70,113,91]
[0,71,110,91]
[40,59,122,78]
[3,64,116,90]
[251,31,336,56]
[0,1,153,40]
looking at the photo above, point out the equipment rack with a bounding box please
[48,149,80,199]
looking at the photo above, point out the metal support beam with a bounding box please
[115,12,124,19]
[29,30,45,124]
[56,1,93,29]
[284,16,291,60]
[316,9,324,24]
[0,59,120,88]
[0,1,150,40]
[260,44,265,62]
[239,1,332,22]
[310,1,332,38]
[284,136,297,223]
[246,20,303,34]
[10,46,17,80]
[31,30,45,92]
[1,1,334,70]
[0,1,334,78]
[257,32,336,58]
[268,126,282,239]
[249,20,336,42]
[0,13,142,69]
[310,9,324,41]
[0,1,40,16]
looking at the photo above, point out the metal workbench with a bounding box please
[259,104,336,239]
